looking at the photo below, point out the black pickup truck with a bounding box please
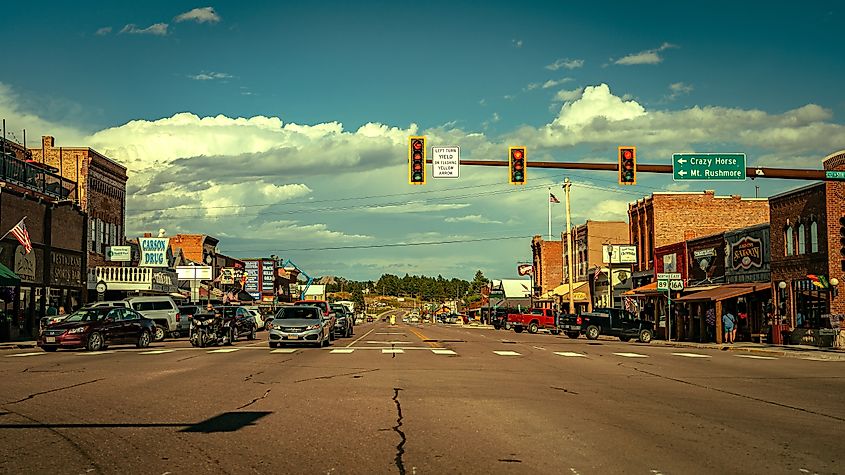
[558,307,654,343]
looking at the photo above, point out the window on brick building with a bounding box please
[785,226,794,256]
[798,224,806,254]
[810,221,818,253]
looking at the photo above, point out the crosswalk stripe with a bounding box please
[207,348,239,353]
[270,348,298,354]
[671,352,711,358]
[613,352,648,358]
[5,352,44,357]
[493,350,522,356]
[366,341,412,345]
[735,354,777,360]
[330,349,355,354]
[139,349,175,355]
[76,351,115,356]
[554,351,586,357]
[431,349,456,355]
[382,348,404,354]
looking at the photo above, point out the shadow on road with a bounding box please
[0,411,273,434]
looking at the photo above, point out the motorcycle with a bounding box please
[189,312,234,347]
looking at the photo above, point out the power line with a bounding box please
[220,234,534,253]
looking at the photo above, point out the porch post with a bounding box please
[715,299,723,344]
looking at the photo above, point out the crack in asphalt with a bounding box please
[3,379,105,406]
[498,458,522,463]
[243,370,265,383]
[550,386,579,395]
[628,365,845,423]
[392,388,406,475]
[236,389,272,410]
[293,368,379,384]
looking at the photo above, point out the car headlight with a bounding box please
[305,324,321,330]
[68,327,88,334]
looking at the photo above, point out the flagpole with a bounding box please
[0,216,26,241]
[548,187,552,240]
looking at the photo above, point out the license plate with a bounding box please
[46,337,56,343]
[287,335,299,340]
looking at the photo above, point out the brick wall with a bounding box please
[629,192,770,274]
[0,191,47,244]
[532,236,563,295]
[824,151,845,314]
[52,204,85,252]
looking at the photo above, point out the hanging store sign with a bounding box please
[106,246,132,262]
[729,236,763,271]
[139,238,169,267]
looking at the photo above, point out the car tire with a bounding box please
[42,346,57,352]
[528,322,539,334]
[566,331,580,339]
[585,325,600,340]
[513,326,524,333]
[224,328,234,346]
[136,330,151,348]
[638,329,653,344]
[153,325,165,342]
[551,329,561,335]
[87,332,104,351]
[248,326,256,340]
[269,342,278,349]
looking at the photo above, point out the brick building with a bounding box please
[29,136,127,269]
[170,234,219,267]
[628,191,770,285]
[531,236,562,296]
[1,140,87,341]
[768,150,845,347]
[562,220,630,308]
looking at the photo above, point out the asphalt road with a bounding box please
[1,318,842,475]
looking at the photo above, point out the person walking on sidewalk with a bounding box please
[723,310,738,343]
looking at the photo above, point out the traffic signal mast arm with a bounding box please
[425,159,830,181]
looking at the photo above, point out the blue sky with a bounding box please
[2,1,844,281]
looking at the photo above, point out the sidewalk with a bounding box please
[650,339,845,361]
[0,340,37,350]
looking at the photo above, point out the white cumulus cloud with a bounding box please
[614,42,678,65]
[120,23,169,36]
[175,7,221,24]
[546,58,584,71]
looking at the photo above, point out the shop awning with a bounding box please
[0,262,21,286]
[541,281,590,301]
[675,283,770,302]
[623,281,659,296]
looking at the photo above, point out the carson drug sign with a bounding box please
[139,237,169,267]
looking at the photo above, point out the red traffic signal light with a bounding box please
[409,136,426,185]
[509,147,526,185]
[618,146,636,185]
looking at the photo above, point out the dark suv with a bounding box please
[559,307,654,343]
[331,303,354,338]
[215,306,258,341]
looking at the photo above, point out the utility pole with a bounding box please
[563,178,575,314]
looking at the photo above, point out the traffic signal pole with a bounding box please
[427,159,830,181]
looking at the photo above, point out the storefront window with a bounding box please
[793,279,830,329]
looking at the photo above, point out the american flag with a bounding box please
[549,193,560,203]
[8,218,32,254]
[594,266,602,280]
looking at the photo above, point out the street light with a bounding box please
[778,281,787,290]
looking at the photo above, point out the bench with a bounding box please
[751,332,767,344]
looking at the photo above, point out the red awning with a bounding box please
[675,283,770,302]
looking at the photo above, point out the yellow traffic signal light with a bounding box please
[509,147,526,185]
[618,146,636,185]
[409,136,426,185]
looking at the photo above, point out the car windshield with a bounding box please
[276,307,321,320]
[63,309,109,323]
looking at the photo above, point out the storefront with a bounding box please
[542,281,591,313]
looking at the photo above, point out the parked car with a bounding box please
[331,303,354,338]
[294,300,337,337]
[507,308,560,334]
[38,307,155,352]
[559,307,654,343]
[268,305,333,348]
[215,306,258,341]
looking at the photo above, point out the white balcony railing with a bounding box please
[88,267,153,291]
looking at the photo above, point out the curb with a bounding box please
[0,342,37,350]
[650,339,845,361]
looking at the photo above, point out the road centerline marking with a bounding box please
[408,326,440,348]
[493,350,522,356]
[431,349,456,355]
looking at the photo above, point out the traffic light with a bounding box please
[409,136,426,185]
[839,216,845,271]
[509,147,526,185]
[618,146,637,185]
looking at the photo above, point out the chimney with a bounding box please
[42,136,54,149]
[143,232,152,238]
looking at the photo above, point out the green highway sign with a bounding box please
[673,153,746,181]
[826,171,845,180]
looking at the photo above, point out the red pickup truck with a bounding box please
[507,308,560,334]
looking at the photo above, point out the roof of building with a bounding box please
[491,279,532,299]
[768,181,825,201]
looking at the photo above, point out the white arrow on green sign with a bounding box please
[673,153,746,181]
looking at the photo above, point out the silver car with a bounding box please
[268,306,332,348]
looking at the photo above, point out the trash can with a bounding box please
[770,324,788,345]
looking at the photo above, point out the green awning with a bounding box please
[0,262,21,286]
